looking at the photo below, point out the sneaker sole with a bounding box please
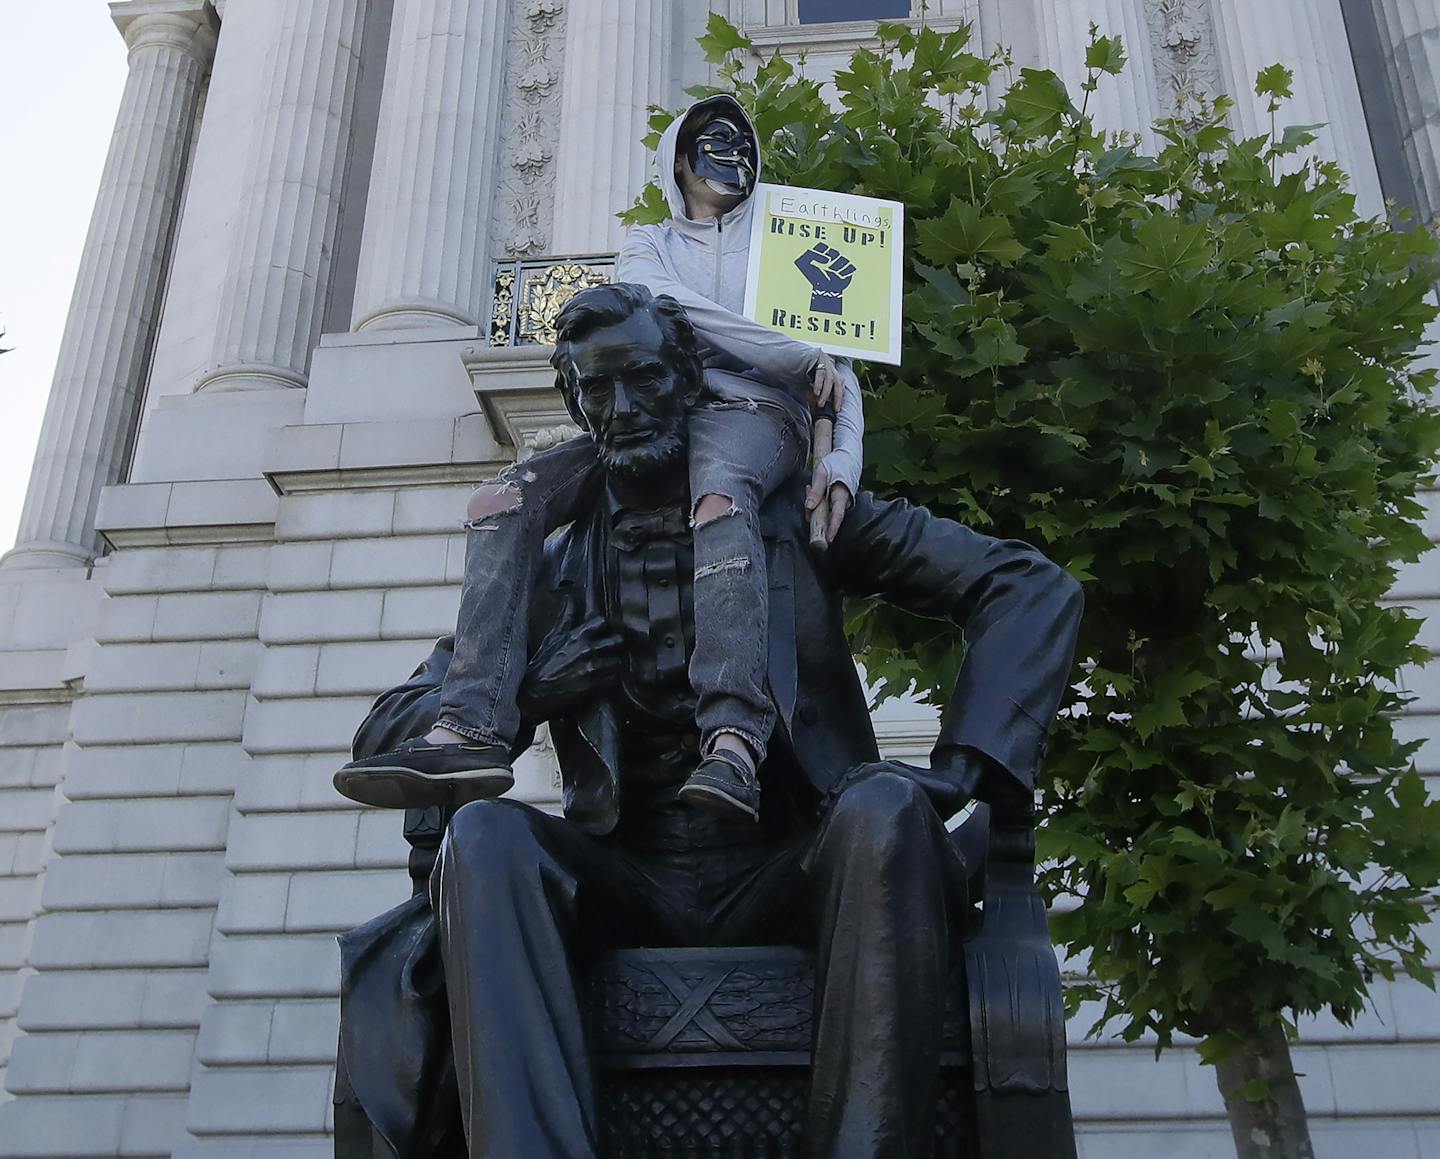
[333,765,514,810]
[677,781,760,822]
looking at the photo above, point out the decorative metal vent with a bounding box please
[490,255,616,347]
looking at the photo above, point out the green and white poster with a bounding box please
[743,183,904,366]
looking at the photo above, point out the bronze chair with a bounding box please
[334,801,1077,1158]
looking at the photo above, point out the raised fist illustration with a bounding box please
[794,243,856,315]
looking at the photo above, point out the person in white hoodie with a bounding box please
[334,96,864,823]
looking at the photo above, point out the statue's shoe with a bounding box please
[333,738,514,809]
[678,749,760,822]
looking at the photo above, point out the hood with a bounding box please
[656,95,762,226]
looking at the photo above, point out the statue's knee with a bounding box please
[830,772,930,843]
[446,800,539,869]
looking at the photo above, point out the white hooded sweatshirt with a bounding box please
[614,96,864,498]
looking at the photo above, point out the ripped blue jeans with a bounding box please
[436,372,808,764]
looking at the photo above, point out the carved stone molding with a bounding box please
[492,0,568,257]
[1143,0,1222,121]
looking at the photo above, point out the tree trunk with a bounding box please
[1214,1022,1315,1159]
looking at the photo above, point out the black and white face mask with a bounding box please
[683,114,757,198]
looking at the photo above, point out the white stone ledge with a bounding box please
[0,702,74,748]
[0,789,56,836]
[184,1064,334,1135]
[194,998,338,1067]
[231,754,360,814]
[42,852,225,912]
[16,968,210,1032]
[173,1139,332,1158]
[6,1028,196,1094]
[216,869,406,935]
[265,416,502,496]
[70,689,249,746]
[239,694,371,755]
[28,909,216,970]
[95,590,265,645]
[250,638,439,700]
[62,742,246,800]
[204,935,340,999]
[96,479,278,550]
[0,651,68,699]
[0,1091,189,1158]
[83,640,259,695]
[258,591,384,645]
[0,746,63,791]
[52,797,231,855]
[99,543,272,597]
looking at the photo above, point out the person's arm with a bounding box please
[616,228,821,387]
[820,357,863,499]
[825,492,1084,802]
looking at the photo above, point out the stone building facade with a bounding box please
[0,0,1437,1154]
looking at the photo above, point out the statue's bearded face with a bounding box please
[566,313,691,479]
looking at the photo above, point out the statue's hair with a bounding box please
[550,282,703,405]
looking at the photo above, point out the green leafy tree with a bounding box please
[626,16,1440,1158]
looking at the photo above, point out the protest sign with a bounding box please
[743,183,903,366]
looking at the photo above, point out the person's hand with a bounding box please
[809,350,844,409]
[517,615,624,722]
[804,459,852,543]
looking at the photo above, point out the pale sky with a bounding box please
[0,4,128,553]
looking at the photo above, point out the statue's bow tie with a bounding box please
[610,506,690,551]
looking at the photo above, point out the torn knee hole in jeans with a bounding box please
[692,493,738,527]
[695,556,751,578]
[465,480,524,527]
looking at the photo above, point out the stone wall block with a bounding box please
[51,798,231,856]
[378,584,460,639]
[184,1064,334,1135]
[258,591,385,645]
[239,694,374,754]
[204,936,341,1000]
[28,909,217,970]
[69,690,249,747]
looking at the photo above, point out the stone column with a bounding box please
[1208,0,1385,215]
[1370,0,1440,223]
[348,0,512,332]
[1042,0,1161,147]
[550,0,672,254]
[2,2,215,571]
[194,0,366,393]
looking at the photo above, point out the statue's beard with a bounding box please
[597,425,688,479]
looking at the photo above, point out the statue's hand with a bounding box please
[793,243,856,315]
[825,759,972,818]
[518,615,624,722]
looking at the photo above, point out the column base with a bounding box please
[352,301,477,333]
[194,364,308,393]
[0,540,94,572]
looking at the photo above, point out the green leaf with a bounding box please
[1085,34,1128,77]
[1255,63,1294,102]
[698,12,750,64]
[915,200,1028,266]
[1000,68,1076,138]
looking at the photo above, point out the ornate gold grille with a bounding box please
[489,256,617,347]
